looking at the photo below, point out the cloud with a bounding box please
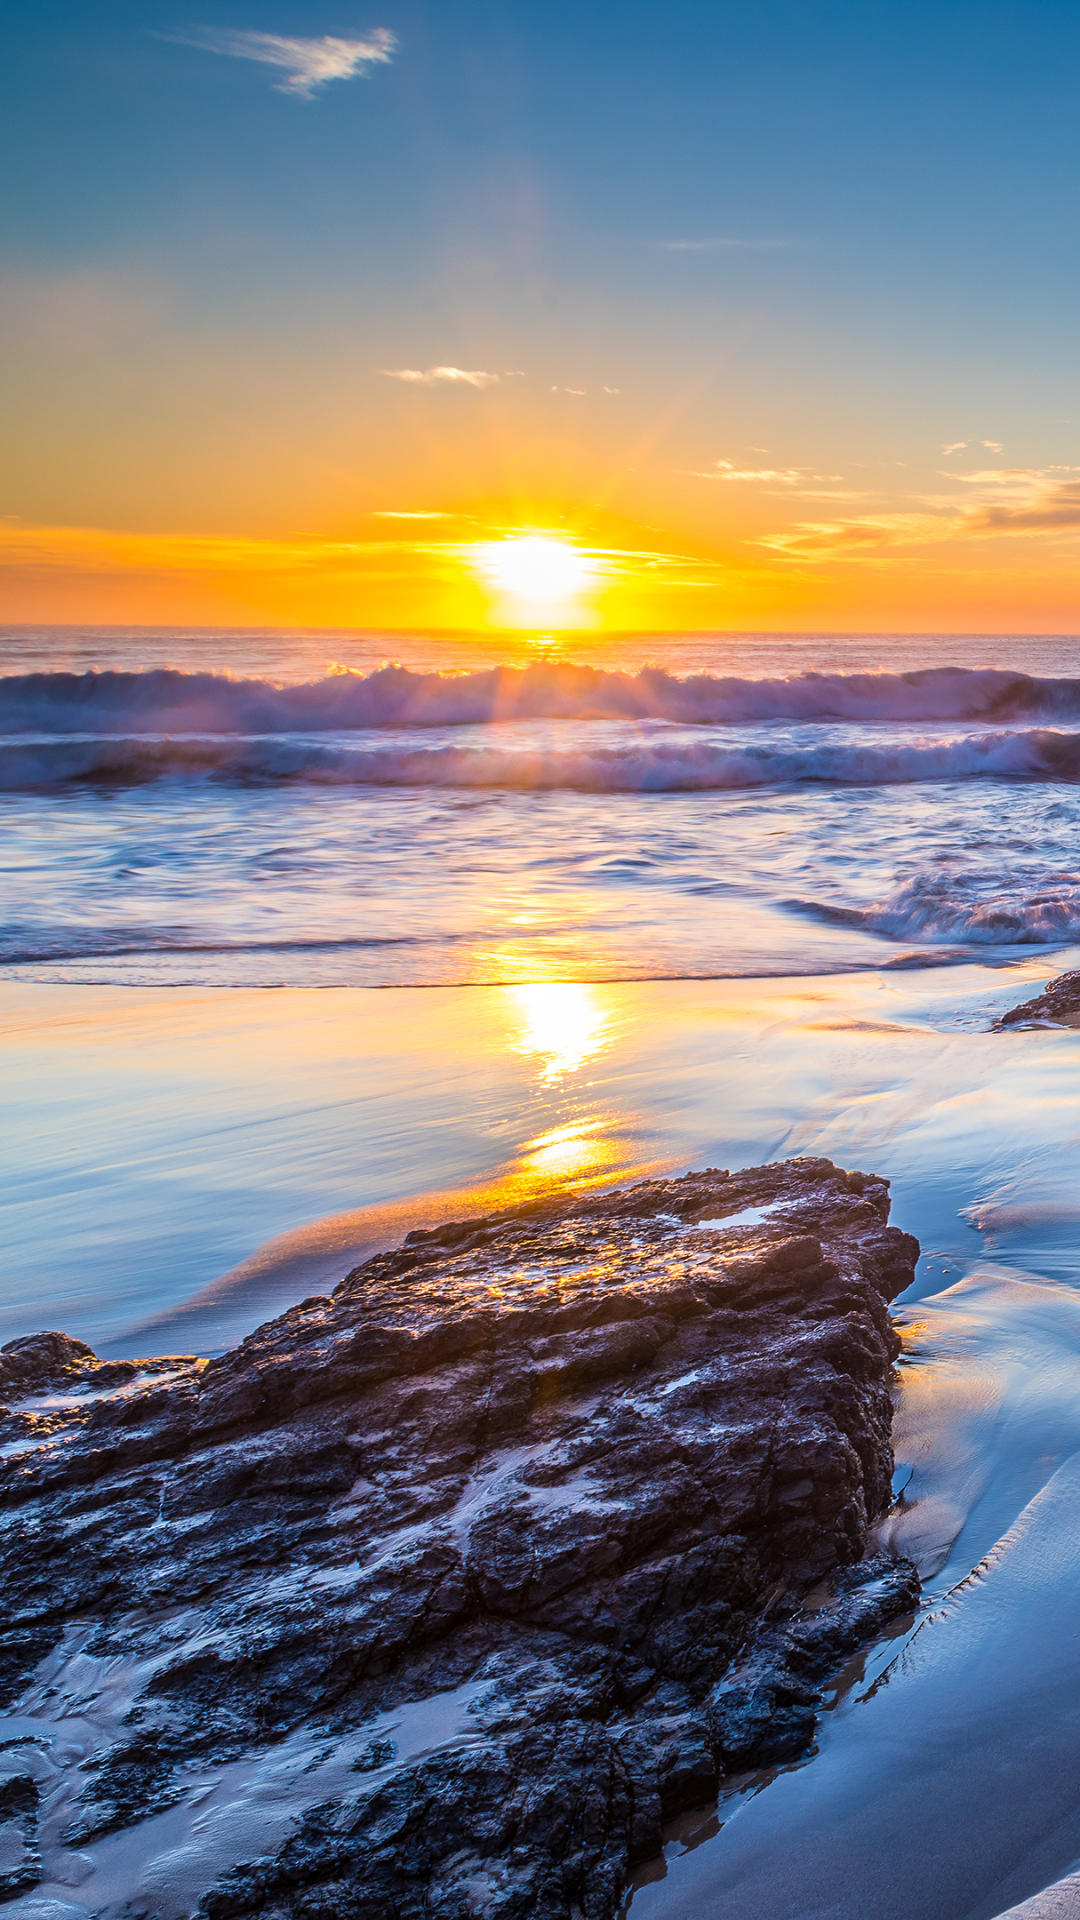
[371,510,451,520]
[380,367,501,388]
[964,478,1080,532]
[691,461,845,486]
[172,27,396,99]
[695,461,805,483]
[757,466,1080,560]
[942,442,967,455]
[937,464,1080,503]
[759,512,949,560]
[551,385,586,395]
[982,440,1004,453]
[943,467,1039,487]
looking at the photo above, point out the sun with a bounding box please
[466,534,601,626]
[472,535,592,601]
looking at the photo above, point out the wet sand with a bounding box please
[2,953,1077,1353]
[626,1268,1080,1919]
[7,957,1080,1915]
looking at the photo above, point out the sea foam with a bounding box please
[792,871,1080,945]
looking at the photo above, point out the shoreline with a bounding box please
[1,953,1076,1353]
[6,962,1080,1911]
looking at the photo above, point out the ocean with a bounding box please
[7,627,1080,988]
[7,625,1080,1914]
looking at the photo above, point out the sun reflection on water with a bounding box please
[506,982,613,1085]
[520,1121,606,1182]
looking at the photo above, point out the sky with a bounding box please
[4,0,1080,631]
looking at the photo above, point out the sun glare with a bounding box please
[468,535,599,626]
[475,536,590,599]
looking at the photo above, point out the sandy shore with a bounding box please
[6,958,1080,1915]
[2,951,1078,1352]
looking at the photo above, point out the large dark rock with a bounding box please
[0,1158,919,1919]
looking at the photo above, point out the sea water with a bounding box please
[7,628,1080,988]
[7,627,1080,1917]
[5,623,1080,1344]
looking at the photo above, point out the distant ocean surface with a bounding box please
[6,625,1080,986]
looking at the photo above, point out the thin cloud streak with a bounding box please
[690,461,844,486]
[170,27,396,98]
[380,367,501,388]
[759,467,1080,560]
[966,479,1080,532]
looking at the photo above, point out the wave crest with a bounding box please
[8,661,1080,734]
[795,871,1080,946]
[4,725,1080,792]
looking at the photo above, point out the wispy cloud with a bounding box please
[940,467,1040,489]
[171,27,396,99]
[758,465,1080,560]
[380,366,501,388]
[696,464,806,483]
[690,460,845,487]
[371,510,452,520]
[963,474,1080,532]
[759,513,949,560]
[942,437,1002,456]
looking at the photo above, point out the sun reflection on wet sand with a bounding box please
[15,961,1069,1358]
[506,981,613,1084]
[517,1118,623,1186]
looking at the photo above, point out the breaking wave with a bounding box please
[794,872,1080,946]
[9,661,1080,734]
[5,725,1080,792]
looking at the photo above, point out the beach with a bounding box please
[1,954,1074,1353]
[8,955,1080,1919]
[8,631,1080,1912]
[2,954,1080,1910]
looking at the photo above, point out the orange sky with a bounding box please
[5,5,1080,635]
[5,498,1080,633]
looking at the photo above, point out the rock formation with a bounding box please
[0,1157,919,1920]
[995,969,1080,1028]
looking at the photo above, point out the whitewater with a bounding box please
[7,629,1080,983]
